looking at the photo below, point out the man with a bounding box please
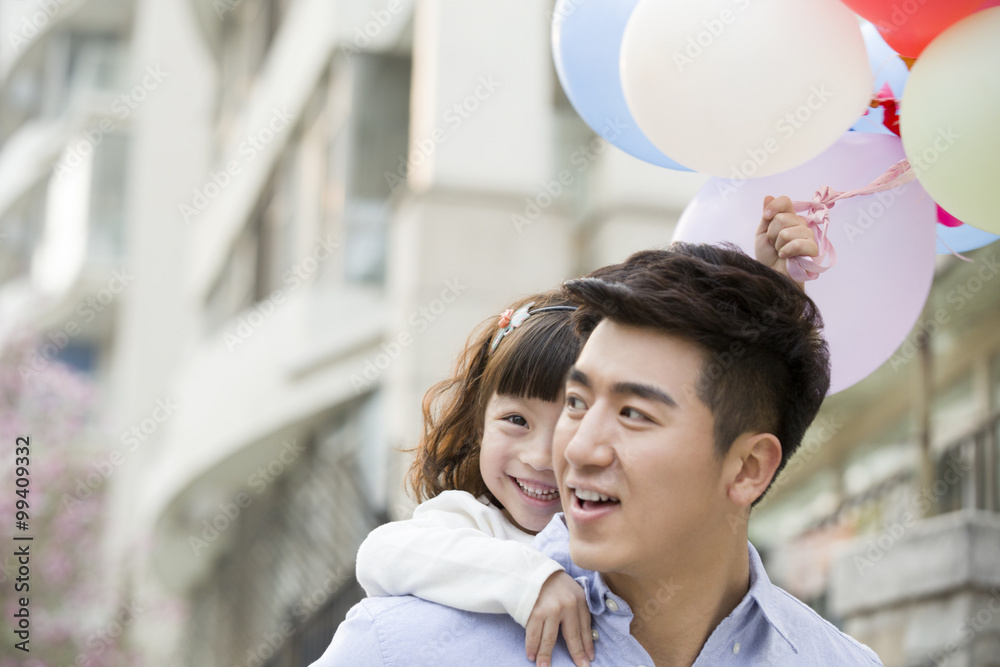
[311,198,881,666]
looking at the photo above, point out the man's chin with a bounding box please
[568,535,621,573]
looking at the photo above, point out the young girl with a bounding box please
[355,195,818,667]
[355,289,594,667]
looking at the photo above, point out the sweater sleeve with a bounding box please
[355,490,565,626]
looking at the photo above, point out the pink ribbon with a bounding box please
[787,159,916,282]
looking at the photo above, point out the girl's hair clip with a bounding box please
[488,303,576,353]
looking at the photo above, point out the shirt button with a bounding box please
[591,629,599,641]
[606,598,619,612]
[733,642,741,654]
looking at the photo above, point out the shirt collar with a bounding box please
[743,540,798,653]
[532,515,799,653]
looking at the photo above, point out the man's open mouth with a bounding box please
[571,486,620,512]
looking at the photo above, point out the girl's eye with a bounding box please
[504,414,528,427]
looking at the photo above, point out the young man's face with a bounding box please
[553,320,732,576]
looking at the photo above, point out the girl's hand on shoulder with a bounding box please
[525,571,595,667]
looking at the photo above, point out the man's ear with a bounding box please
[725,433,782,508]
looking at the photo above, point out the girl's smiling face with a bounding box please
[479,392,565,534]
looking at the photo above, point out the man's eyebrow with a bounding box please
[567,367,678,408]
[611,381,678,408]
[567,367,590,387]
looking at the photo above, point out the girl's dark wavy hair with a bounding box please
[407,289,580,502]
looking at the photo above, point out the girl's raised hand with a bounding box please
[755,195,819,290]
[525,571,595,667]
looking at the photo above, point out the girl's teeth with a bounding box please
[516,479,559,500]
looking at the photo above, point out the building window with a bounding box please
[88,133,128,261]
[0,184,47,284]
[342,54,411,285]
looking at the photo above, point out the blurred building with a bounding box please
[0,0,996,666]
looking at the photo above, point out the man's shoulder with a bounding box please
[769,585,882,665]
[312,595,528,666]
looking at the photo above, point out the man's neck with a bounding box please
[604,540,751,667]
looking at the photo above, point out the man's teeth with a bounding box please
[574,488,618,503]
[516,479,559,500]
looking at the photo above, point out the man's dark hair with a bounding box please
[562,243,830,504]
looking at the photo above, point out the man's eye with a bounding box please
[621,407,648,421]
[566,396,586,410]
[504,414,528,427]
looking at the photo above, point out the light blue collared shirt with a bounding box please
[311,515,882,666]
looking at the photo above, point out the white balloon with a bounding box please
[620,0,872,178]
[901,8,1000,235]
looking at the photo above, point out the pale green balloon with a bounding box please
[901,7,1000,235]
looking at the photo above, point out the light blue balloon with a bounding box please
[851,21,911,135]
[552,0,690,170]
[936,223,1000,254]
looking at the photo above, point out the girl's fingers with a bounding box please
[560,613,591,667]
[579,604,595,661]
[525,616,542,661]
[536,617,560,667]
[776,229,819,258]
[766,212,806,243]
[762,195,793,221]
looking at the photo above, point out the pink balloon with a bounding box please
[674,132,936,395]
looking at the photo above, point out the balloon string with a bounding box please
[935,234,974,263]
[787,159,916,282]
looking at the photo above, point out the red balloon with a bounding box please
[840,0,983,57]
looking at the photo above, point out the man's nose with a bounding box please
[562,406,615,469]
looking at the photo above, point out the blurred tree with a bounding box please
[0,335,140,667]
